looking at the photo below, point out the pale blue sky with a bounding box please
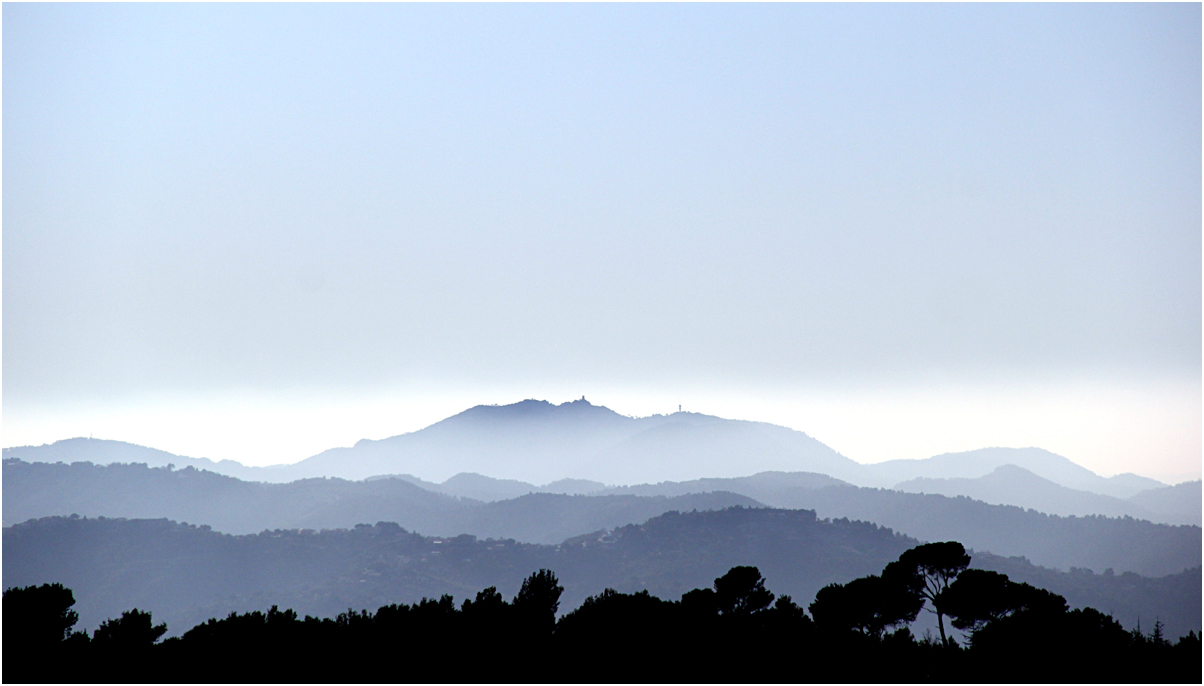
[4,4,1200,479]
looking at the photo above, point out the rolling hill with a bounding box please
[1,458,758,543]
[891,464,1173,522]
[1128,480,1203,527]
[5,458,1197,576]
[4,401,1173,502]
[4,508,1198,642]
[861,447,1165,498]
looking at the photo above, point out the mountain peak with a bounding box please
[442,398,625,426]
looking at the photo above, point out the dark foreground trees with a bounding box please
[5,551,1200,684]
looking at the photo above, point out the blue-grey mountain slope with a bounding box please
[1127,480,1203,527]
[598,471,850,499]
[560,472,1201,576]
[892,464,1183,524]
[4,400,1168,501]
[290,399,865,485]
[1,458,759,544]
[4,509,1198,642]
[1,437,273,481]
[860,447,1165,498]
[4,399,865,486]
[8,457,1195,577]
[364,472,609,502]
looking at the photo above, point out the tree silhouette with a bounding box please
[941,569,1017,635]
[886,541,970,646]
[680,587,719,617]
[462,586,506,613]
[809,574,923,638]
[555,588,674,645]
[713,566,775,616]
[513,569,563,635]
[2,582,80,648]
[92,609,168,647]
[5,562,1200,683]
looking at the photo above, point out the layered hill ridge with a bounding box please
[5,458,1197,576]
[1128,480,1204,526]
[863,446,1166,498]
[3,399,862,485]
[1,437,271,482]
[893,464,1201,526]
[296,399,865,485]
[2,399,1176,498]
[4,509,1198,643]
[1,458,758,544]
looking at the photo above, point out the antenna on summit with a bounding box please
[678,404,681,413]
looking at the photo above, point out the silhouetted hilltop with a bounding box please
[1,459,758,543]
[363,472,609,501]
[599,470,849,498]
[5,508,1198,643]
[436,472,537,501]
[0,400,864,485]
[972,551,1202,646]
[1,508,910,638]
[289,399,864,484]
[862,447,1165,498]
[6,458,1196,574]
[1128,480,1203,527]
[1,438,273,481]
[2,458,472,534]
[5,403,1172,503]
[584,472,1200,575]
[755,484,1199,577]
[893,464,1176,523]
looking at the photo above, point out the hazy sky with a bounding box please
[4,4,1200,481]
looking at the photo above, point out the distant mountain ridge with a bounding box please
[3,399,1175,498]
[862,447,1166,498]
[3,400,864,485]
[1,437,273,482]
[893,465,1200,526]
[1,458,758,544]
[364,472,609,501]
[1128,480,1203,527]
[293,399,866,485]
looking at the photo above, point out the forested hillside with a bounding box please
[5,507,1199,641]
[971,553,1201,643]
[1,508,916,636]
[688,482,1199,576]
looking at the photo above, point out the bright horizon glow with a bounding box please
[4,375,1199,484]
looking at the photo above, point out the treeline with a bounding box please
[6,510,1200,643]
[1,509,918,636]
[5,542,1199,684]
